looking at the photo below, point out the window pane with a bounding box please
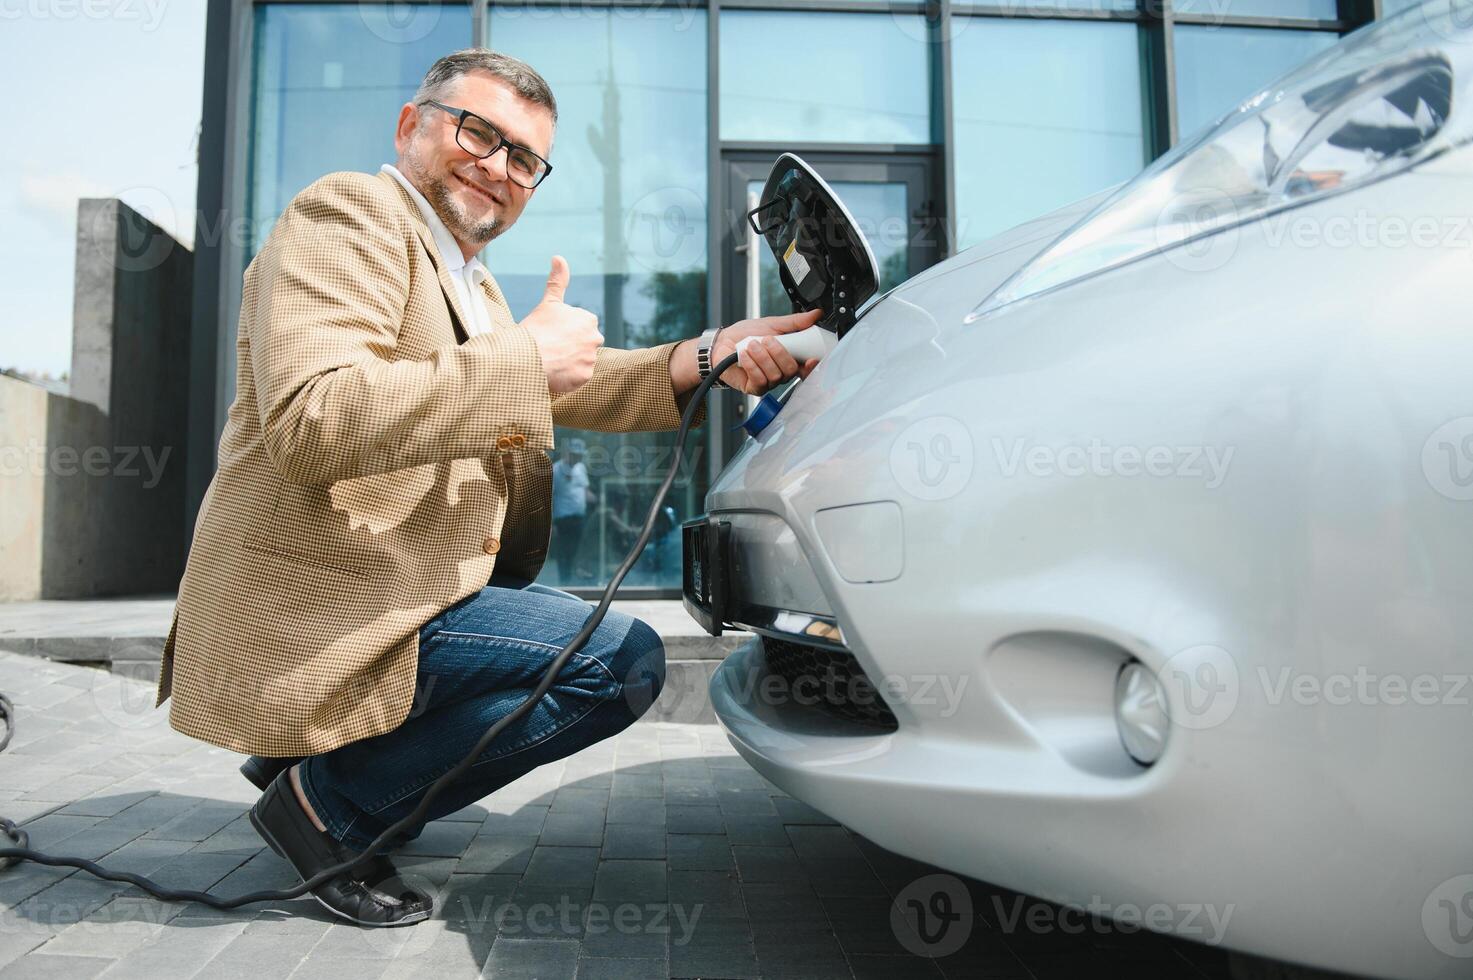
[490,8,708,591]
[248,4,472,252]
[956,0,1135,9]
[720,12,931,144]
[1380,0,1425,15]
[1174,25,1339,139]
[951,19,1146,247]
[1174,0,1336,18]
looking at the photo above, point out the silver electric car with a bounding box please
[683,4,1473,978]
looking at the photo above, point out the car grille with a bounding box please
[761,637,898,731]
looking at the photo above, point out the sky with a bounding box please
[0,1,206,377]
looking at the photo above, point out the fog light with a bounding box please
[1115,661,1169,766]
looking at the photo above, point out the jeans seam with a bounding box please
[361,696,606,818]
[356,645,619,815]
[299,760,370,849]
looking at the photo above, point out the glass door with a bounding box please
[710,152,943,467]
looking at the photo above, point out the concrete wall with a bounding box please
[0,200,192,600]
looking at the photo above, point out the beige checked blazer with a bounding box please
[156,170,702,757]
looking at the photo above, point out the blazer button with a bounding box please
[496,436,513,451]
[483,537,501,555]
[511,433,526,448]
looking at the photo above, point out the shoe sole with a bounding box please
[241,758,296,792]
[248,799,427,928]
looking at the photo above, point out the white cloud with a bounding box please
[17,172,115,222]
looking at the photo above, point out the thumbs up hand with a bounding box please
[521,255,603,394]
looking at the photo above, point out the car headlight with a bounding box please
[968,0,1471,322]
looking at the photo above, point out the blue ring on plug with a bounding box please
[740,394,784,438]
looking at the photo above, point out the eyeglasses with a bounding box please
[420,99,553,189]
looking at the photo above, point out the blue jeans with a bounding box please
[298,577,665,851]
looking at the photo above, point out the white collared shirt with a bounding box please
[381,164,494,338]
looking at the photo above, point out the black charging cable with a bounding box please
[0,351,741,908]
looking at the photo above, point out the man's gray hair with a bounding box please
[414,49,557,125]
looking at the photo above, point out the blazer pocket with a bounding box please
[241,540,368,580]
[241,483,371,579]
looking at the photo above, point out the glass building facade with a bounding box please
[207,0,1402,596]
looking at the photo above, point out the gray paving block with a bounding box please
[144,800,245,843]
[549,787,608,814]
[605,796,663,828]
[591,860,667,905]
[398,818,480,858]
[668,870,746,921]
[537,809,605,847]
[609,773,662,799]
[0,952,113,979]
[91,915,250,979]
[666,834,733,874]
[665,804,723,836]
[574,955,667,980]
[519,846,600,892]
[849,952,946,979]
[600,823,666,861]
[787,825,887,897]
[477,804,548,839]
[773,796,839,825]
[456,835,537,875]
[668,938,759,980]
[483,937,579,980]
[33,894,184,960]
[722,814,790,847]
[193,929,324,978]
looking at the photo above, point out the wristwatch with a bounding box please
[696,328,730,389]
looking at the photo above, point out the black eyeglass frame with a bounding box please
[420,99,554,189]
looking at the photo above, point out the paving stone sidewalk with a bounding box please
[0,651,1233,979]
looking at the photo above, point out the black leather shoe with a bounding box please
[248,770,432,927]
[240,756,302,791]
